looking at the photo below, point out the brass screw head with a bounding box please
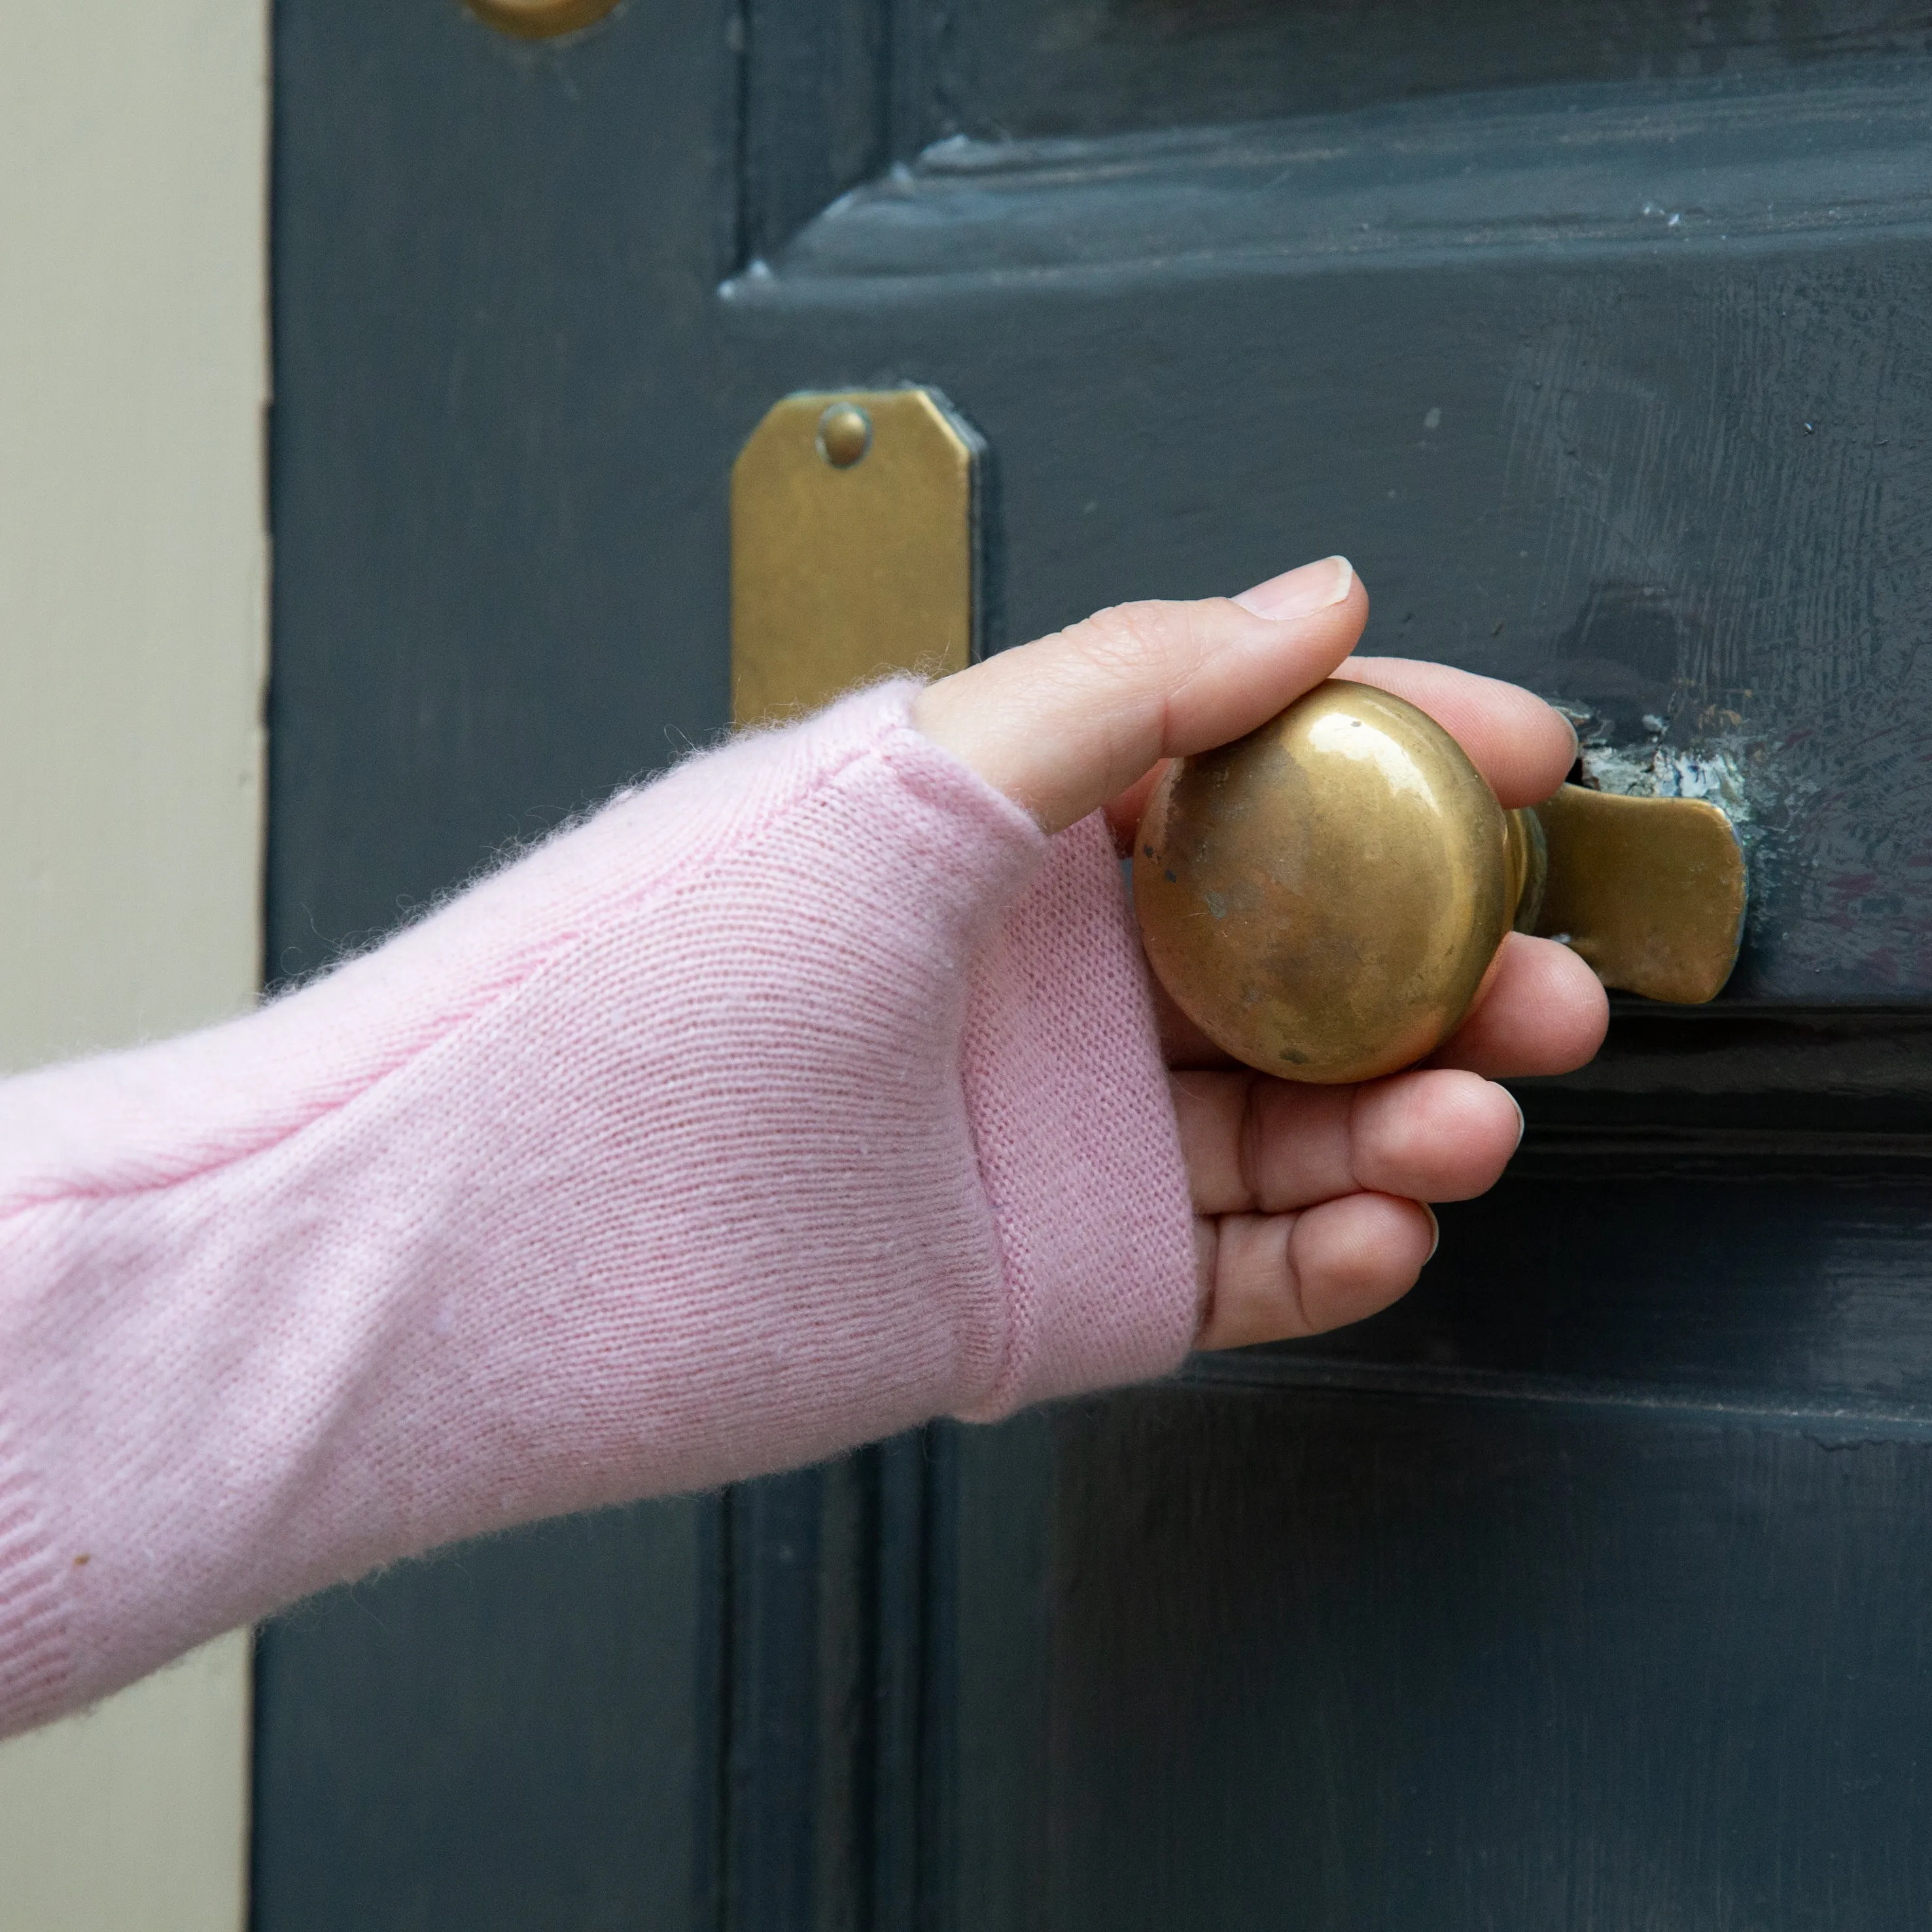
[816,404,873,469]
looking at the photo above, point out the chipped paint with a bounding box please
[1551,701,1755,824]
[1577,743,1752,820]
[1546,703,1831,964]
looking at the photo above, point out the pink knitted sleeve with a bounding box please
[0,682,1198,1736]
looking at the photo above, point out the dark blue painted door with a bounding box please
[261,5,1932,1925]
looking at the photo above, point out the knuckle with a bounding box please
[1059,599,1199,682]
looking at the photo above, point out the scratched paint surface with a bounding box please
[1492,263,1932,994]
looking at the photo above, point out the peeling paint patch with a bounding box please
[1577,743,1753,820]
[1546,703,1826,955]
[1551,699,1759,830]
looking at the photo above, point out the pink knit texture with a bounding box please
[0,682,1197,1736]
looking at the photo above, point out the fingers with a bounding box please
[1178,1063,1524,1349]
[1174,1065,1522,1216]
[910,560,1582,839]
[1102,645,1579,851]
[1195,1194,1436,1350]
[1353,1070,1524,1199]
[1101,763,1168,854]
[1334,656,1578,807]
[1430,932,1608,1078]
[911,557,1366,834]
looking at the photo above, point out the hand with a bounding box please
[911,556,1608,1351]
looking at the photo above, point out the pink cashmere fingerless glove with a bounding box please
[0,682,1197,1737]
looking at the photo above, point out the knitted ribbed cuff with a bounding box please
[0,1407,68,1736]
[956,809,1200,1419]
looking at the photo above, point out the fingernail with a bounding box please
[1511,1092,1526,1151]
[1233,555,1355,620]
[1424,1204,1441,1263]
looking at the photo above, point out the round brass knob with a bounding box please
[1134,680,1534,1085]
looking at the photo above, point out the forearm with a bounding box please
[0,684,1197,1734]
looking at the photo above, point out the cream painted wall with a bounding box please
[0,2,267,1927]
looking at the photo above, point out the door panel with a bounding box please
[941,0,1932,137]
[253,1503,718,1932]
[267,3,1932,1925]
[1018,1389,1932,1930]
[934,1176,1932,1931]
[735,65,1932,1004]
[1267,1178,1932,1413]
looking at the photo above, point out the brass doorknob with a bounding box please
[1133,680,1747,1084]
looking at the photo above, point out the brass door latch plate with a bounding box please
[1530,784,1746,1008]
[730,389,984,728]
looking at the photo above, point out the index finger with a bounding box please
[911,557,1367,835]
[1106,649,1581,852]
[1334,656,1577,809]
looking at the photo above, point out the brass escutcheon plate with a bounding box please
[731,389,983,728]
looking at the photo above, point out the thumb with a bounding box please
[910,557,1365,835]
